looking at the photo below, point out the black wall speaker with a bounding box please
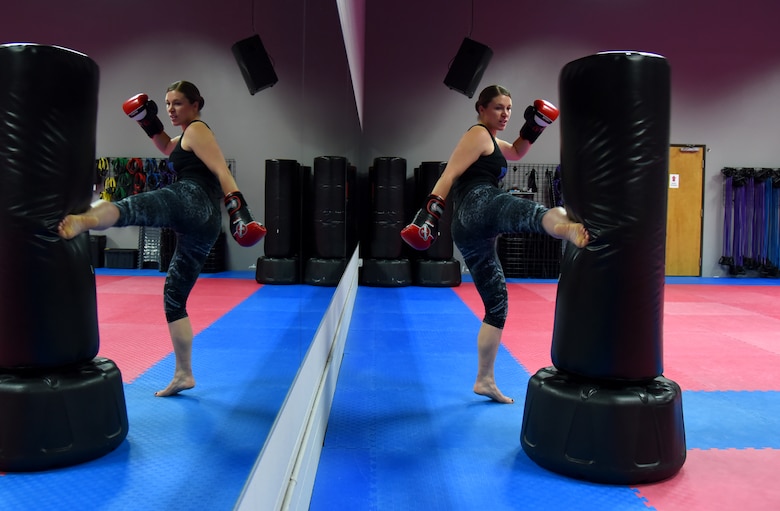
[443,38,493,99]
[232,34,278,95]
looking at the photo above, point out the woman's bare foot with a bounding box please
[553,222,590,248]
[58,214,99,240]
[474,379,514,404]
[155,375,196,397]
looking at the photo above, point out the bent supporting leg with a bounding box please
[155,317,196,397]
[473,322,514,404]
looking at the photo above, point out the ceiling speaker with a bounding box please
[232,35,278,95]
[443,38,493,99]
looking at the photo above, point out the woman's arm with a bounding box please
[180,122,239,195]
[496,135,531,162]
[183,121,266,246]
[151,132,179,157]
[401,126,493,250]
[498,99,559,160]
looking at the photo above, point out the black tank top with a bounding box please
[168,120,221,200]
[451,124,508,205]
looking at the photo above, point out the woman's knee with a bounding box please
[165,308,188,324]
[164,290,188,323]
[486,293,508,326]
[484,315,506,330]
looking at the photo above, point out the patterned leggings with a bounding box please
[114,180,222,323]
[452,184,549,329]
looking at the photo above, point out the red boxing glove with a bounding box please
[224,191,266,247]
[122,93,164,138]
[519,99,559,144]
[400,194,445,251]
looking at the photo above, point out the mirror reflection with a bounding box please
[0,0,358,507]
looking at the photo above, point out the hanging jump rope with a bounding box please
[767,170,780,275]
[720,167,737,273]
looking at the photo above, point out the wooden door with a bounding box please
[665,145,705,276]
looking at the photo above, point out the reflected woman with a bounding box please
[58,80,265,396]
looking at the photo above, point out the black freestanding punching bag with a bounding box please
[552,51,669,378]
[304,156,353,285]
[0,44,128,471]
[360,157,412,286]
[256,158,302,284]
[520,52,686,485]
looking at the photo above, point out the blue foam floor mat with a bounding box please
[0,282,334,511]
[309,285,780,511]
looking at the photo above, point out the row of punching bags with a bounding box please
[256,156,357,285]
[256,156,461,287]
[361,157,461,287]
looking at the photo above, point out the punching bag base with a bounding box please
[0,357,129,472]
[256,256,300,284]
[413,258,461,287]
[304,258,346,287]
[520,366,686,485]
[359,258,412,287]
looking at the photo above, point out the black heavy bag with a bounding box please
[368,157,406,259]
[311,156,348,259]
[520,51,685,486]
[0,43,100,368]
[0,43,128,472]
[552,51,670,381]
[264,159,301,258]
[256,159,301,284]
[345,162,358,254]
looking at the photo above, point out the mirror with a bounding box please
[0,0,358,503]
